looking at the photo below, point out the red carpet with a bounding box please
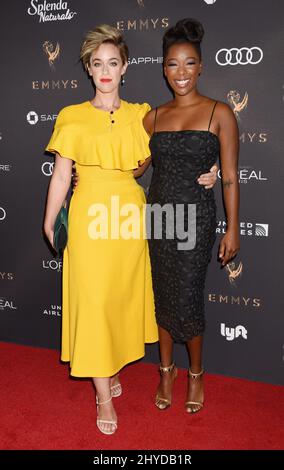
[0,342,283,450]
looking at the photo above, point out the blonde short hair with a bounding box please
[80,24,129,69]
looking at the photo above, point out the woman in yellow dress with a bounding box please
[43,25,158,435]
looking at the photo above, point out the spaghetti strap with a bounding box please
[208,101,218,131]
[153,107,158,133]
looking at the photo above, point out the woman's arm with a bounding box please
[133,156,152,178]
[131,109,157,179]
[197,164,218,189]
[44,153,72,247]
[217,103,240,265]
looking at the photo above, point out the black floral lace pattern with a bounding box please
[147,131,219,343]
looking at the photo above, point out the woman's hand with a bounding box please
[44,226,54,249]
[133,157,152,178]
[219,228,240,266]
[197,164,218,189]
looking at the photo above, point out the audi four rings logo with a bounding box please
[42,162,54,176]
[215,47,263,66]
[0,207,6,221]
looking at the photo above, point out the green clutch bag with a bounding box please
[53,203,68,255]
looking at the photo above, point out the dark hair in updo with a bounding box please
[163,18,204,61]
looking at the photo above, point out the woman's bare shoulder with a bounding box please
[214,100,236,124]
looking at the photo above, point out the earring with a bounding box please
[121,75,125,86]
[198,72,201,76]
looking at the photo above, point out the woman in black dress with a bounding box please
[143,18,240,413]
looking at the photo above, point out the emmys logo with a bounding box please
[203,0,217,4]
[32,79,78,90]
[27,0,77,23]
[225,91,267,143]
[0,272,14,281]
[227,90,248,121]
[225,261,243,286]
[209,293,261,308]
[43,41,60,69]
[221,323,247,341]
[117,17,169,31]
[137,0,144,5]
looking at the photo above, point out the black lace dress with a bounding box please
[147,125,219,343]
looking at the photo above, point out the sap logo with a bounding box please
[27,111,57,125]
[220,323,247,341]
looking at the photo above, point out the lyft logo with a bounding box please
[221,323,247,341]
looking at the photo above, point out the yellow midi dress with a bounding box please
[46,100,158,377]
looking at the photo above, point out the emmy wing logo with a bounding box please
[43,41,60,69]
[227,90,248,121]
[225,261,243,286]
[137,0,145,5]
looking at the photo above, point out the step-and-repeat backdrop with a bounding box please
[1,0,283,384]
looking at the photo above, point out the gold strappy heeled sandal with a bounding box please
[96,396,118,435]
[185,367,204,414]
[155,362,178,410]
[110,374,122,398]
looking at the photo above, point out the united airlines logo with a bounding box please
[43,304,62,316]
[227,90,248,121]
[216,47,263,66]
[216,221,269,237]
[255,223,269,236]
[43,41,60,69]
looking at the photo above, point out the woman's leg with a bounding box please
[93,377,117,433]
[110,373,122,397]
[155,326,177,409]
[185,335,204,413]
